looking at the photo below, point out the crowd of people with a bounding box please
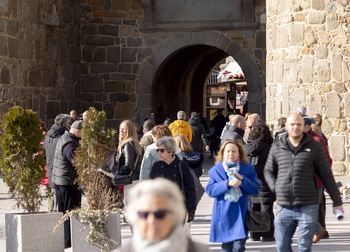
[39,107,344,252]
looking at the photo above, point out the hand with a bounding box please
[187,212,195,222]
[232,172,243,181]
[205,145,209,151]
[333,205,344,214]
[227,178,241,188]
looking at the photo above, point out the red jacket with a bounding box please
[311,131,332,187]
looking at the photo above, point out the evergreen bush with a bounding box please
[0,106,46,214]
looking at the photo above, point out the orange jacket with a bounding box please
[169,120,192,143]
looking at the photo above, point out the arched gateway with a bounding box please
[136,31,263,126]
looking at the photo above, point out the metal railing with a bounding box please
[207,70,220,84]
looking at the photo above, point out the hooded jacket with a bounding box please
[169,120,192,143]
[182,151,204,178]
[43,124,67,187]
[188,118,208,152]
[221,126,244,146]
[244,140,275,203]
[264,133,342,207]
[274,127,287,143]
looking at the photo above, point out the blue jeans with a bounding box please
[222,239,246,252]
[275,204,319,252]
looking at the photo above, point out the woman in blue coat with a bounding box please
[206,140,260,252]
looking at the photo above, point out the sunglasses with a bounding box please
[137,210,171,219]
[248,126,253,129]
[156,148,167,153]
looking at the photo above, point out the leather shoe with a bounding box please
[250,237,260,241]
[313,228,326,244]
[320,231,329,239]
[262,237,275,242]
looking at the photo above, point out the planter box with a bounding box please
[71,211,121,252]
[6,212,64,252]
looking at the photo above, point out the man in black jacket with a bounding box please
[221,115,245,145]
[264,113,343,252]
[43,114,73,212]
[188,111,209,152]
[53,120,83,249]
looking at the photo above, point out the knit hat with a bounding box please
[303,116,315,126]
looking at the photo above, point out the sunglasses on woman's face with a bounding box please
[137,210,171,219]
[156,148,166,153]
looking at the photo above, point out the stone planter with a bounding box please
[70,211,121,252]
[5,212,64,252]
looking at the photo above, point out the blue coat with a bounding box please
[206,161,260,243]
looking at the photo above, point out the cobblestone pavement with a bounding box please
[1,153,350,251]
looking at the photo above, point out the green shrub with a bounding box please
[0,106,46,214]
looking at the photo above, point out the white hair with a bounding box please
[126,178,186,227]
[297,106,307,116]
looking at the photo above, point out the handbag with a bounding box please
[178,160,205,207]
[113,155,139,186]
[101,150,117,174]
[245,185,271,232]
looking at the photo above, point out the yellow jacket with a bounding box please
[169,120,192,143]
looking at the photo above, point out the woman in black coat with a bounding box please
[243,123,276,242]
[150,136,197,223]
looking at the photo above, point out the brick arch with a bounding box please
[136,31,263,125]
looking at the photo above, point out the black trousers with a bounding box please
[318,190,326,229]
[250,202,275,239]
[55,184,81,248]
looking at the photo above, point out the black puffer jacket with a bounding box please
[188,118,208,152]
[264,133,342,207]
[244,141,275,203]
[150,156,197,213]
[274,127,287,144]
[43,124,66,187]
[182,151,204,178]
[221,126,244,145]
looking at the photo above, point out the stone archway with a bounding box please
[136,31,263,125]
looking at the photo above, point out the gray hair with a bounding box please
[250,113,260,121]
[54,114,73,126]
[126,178,186,227]
[156,136,176,156]
[191,111,199,118]
[177,111,186,120]
[297,106,307,116]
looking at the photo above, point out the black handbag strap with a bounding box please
[249,184,266,212]
[178,160,185,193]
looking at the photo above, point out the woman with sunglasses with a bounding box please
[150,136,197,224]
[206,141,260,252]
[112,178,208,252]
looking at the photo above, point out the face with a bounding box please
[303,124,311,133]
[314,117,320,126]
[70,111,77,120]
[246,119,257,134]
[286,115,304,139]
[150,113,155,120]
[83,112,88,120]
[74,130,82,138]
[223,143,239,163]
[120,123,128,140]
[157,144,173,162]
[137,194,173,241]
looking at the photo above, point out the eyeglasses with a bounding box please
[248,126,253,129]
[137,210,171,220]
[156,148,166,153]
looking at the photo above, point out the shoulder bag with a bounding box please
[245,184,271,232]
[113,154,139,186]
[178,160,205,207]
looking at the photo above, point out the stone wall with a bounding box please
[0,0,81,126]
[266,0,350,175]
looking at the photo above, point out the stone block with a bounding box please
[47,101,60,119]
[139,64,157,83]
[275,60,284,83]
[110,93,129,102]
[248,93,263,103]
[291,88,306,112]
[321,119,333,134]
[312,0,324,10]
[308,11,325,24]
[331,54,342,81]
[316,61,330,82]
[284,58,298,83]
[326,12,338,30]
[267,62,273,83]
[271,22,277,49]
[0,35,7,56]
[81,93,95,102]
[225,42,241,58]
[306,26,316,45]
[82,24,97,35]
[93,48,106,62]
[334,83,347,93]
[127,37,142,47]
[130,93,137,102]
[45,14,60,26]
[81,75,104,92]
[85,36,115,46]
[6,19,19,37]
[107,46,120,64]
[332,162,346,176]
[278,26,288,48]
[316,46,328,59]
[343,92,350,117]
[125,81,135,93]
[103,103,115,119]
[98,25,119,36]
[334,36,347,44]
[0,18,4,32]
[325,92,341,118]
[301,56,315,83]
[8,37,19,58]
[137,94,153,109]
[105,81,124,92]
[339,121,347,132]
[115,102,136,120]
[138,48,153,62]
[1,65,11,84]
[308,94,322,116]
[118,63,132,73]
[280,0,291,13]
[91,63,117,73]
[69,45,80,63]
[244,30,255,38]
[136,80,153,94]
[96,93,108,101]
[326,2,338,13]
[318,30,329,44]
[290,23,304,46]
[132,64,140,74]
[110,73,136,81]
[82,47,92,62]
[121,48,138,62]
[295,13,305,22]
[329,136,345,161]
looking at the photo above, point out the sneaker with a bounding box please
[320,231,329,239]
[313,228,326,244]
[262,237,275,242]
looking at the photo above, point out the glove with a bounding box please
[187,212,195,223]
